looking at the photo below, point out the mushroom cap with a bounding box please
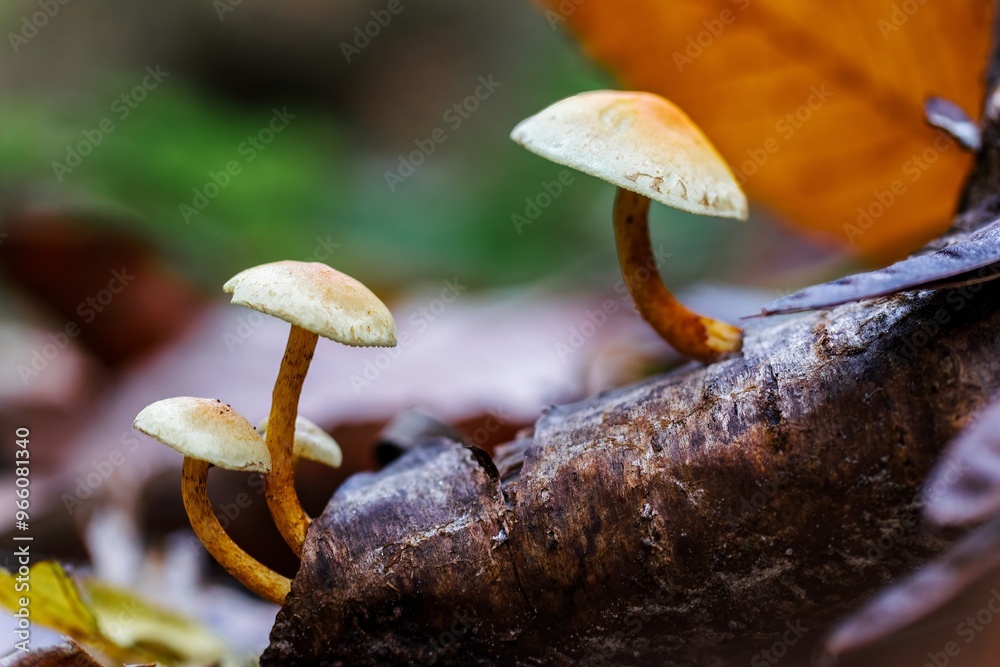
[135,398,345,472]
[257,416,343,469]
[223,261,397,347]
[511,90,748,220]
[134,397,270,472]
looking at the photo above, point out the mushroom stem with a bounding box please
[265,324,318,555]
[613,187,742,363]
[181,458,290,604]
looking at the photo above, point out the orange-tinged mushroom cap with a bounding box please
[224,261,397,348]
[511,90,748,220]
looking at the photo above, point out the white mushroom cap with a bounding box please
[223,261,397,347]
[135,398,345,472]
[257,416,343,469]
[511,90,748,220]
[134,397,270,472]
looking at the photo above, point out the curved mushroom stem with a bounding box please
[613,187,743,363]
[181,458,291,604]
[264,324,318,555]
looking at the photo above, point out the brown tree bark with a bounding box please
[263,15,1000,667]
[263,280,1000,666]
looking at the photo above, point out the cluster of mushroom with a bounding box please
[132,91,745,604]
[512,90,749,363]
[133,261,395,603]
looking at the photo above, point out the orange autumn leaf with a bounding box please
[543,0,992,258]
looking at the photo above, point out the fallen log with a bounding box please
[263,261,1000,665]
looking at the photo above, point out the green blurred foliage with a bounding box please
[0,0,746,294]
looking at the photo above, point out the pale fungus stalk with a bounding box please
[511,90,749,363]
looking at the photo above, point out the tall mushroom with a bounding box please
[224,261,396,554]
[511,90,748,363]
[133,397,344,604]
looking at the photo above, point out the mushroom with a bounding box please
[133,397,286,603]
[511,90,748,363]
[224,261,396,554]
[133,397,346,603]
[256,415,343,470]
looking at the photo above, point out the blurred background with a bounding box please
[0,0,891,663]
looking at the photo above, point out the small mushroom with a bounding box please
[511,90,748,363]
[224,261,396,554]
[133,398,347,603]
[133,397,287,604]
[257,415,343,470]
